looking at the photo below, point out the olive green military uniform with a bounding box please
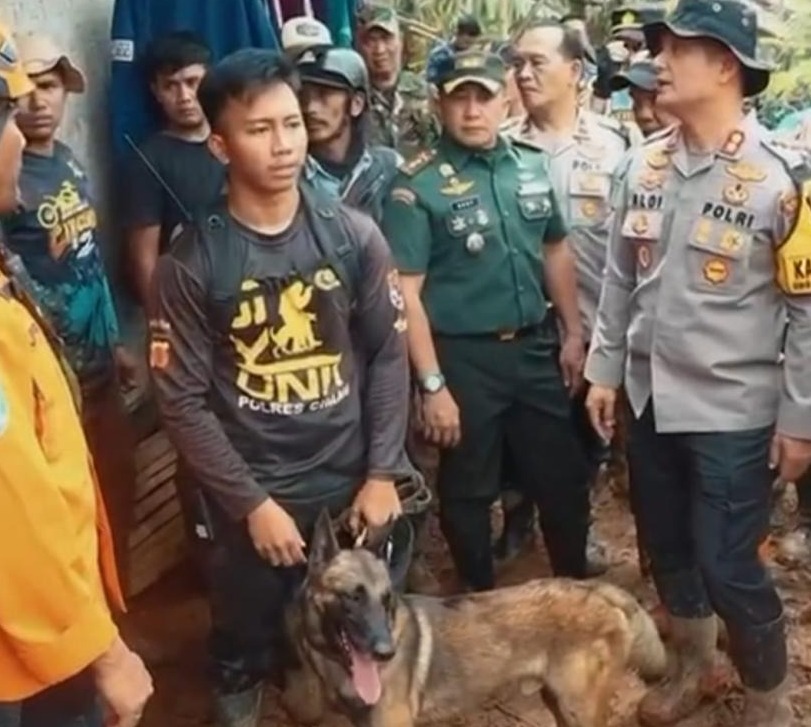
[382,126,590,590]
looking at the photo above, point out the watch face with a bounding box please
[423,374,443,393]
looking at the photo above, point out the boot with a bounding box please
[493,496,535,562]
[214,685,263,727]
[637,616,718,726]
[740,681,794,726]
[729,616,791,726]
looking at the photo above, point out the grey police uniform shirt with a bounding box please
[507,112,628,339]
[585,113,811,437]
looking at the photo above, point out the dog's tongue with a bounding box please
[349,647,382,705]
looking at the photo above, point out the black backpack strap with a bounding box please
[193,200,248,311]
[299,183,362,303]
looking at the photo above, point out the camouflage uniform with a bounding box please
[368,70,438,158]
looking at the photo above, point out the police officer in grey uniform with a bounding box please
[500,18,629,572]
[586,2,811,725]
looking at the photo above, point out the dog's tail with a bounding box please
[593,582,667,681]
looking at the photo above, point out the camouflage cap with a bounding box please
[436,50,506,96]
[357,4,400,36]
[0,24,34,100]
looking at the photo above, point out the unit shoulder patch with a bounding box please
[399,148,438,177]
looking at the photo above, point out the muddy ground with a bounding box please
[132,481,811,726]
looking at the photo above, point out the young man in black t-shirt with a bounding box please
[149,49,410,727]
[122,32,225,308]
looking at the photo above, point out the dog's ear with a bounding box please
[308,508,340,576]
[363,517,397,560]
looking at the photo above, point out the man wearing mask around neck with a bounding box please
[586,1,811,724]
[149,49,410,727]
[382,49,591,593]
[298,46,400,223]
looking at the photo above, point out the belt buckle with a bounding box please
[498,330,517,342]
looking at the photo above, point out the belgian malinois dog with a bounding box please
[282,511,667,727]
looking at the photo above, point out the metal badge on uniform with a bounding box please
[450,196,480,212]
[780,191,799,218]
[580,199,600,218]
[726,161,767,183]
[450,215,467,233]
[439,163,456,178]
[722,182,749,206]
[474,209,490,226]
[518,181,549,196]
[645,149,671,170]
[517,171,536,182]
[465,232,486,255]
[572,171,609,197]
[720,229,744,253]
[639,169,665,190]
[703,258,730,285]
[637,243,652,270]
[694,219,713,245]
[441,178,476,196]
[631,213,650,236]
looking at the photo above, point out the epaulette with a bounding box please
[510,135,546,154]
[761,136,806,178]
[594,112,627,139]
[398,148,437,177]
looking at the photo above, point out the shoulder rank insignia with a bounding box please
[726,161,767,183]
[399,148,437,177]
[645,148,672,170]
[721,130,745,158]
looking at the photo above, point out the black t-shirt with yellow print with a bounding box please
[149,201,410,520]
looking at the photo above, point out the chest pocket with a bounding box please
[685,214,752,296]
[443,195,495,244]
[569,170,611,228]
[516,180,553,224]
[621,208,665,280]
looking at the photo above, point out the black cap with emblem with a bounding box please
[610,4,666,43]
[644,0,771,97]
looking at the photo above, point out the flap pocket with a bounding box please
[518,192,553,220]
[688,218,751,260]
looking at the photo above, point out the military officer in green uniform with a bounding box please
[382,49,591,592]
[356,4,439,158]
[586,2,811,724]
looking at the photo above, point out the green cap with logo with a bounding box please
[435,50,506,96]
[357,4,400,36]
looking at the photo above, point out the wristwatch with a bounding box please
[419,372,446,394]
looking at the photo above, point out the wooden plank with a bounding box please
[129,496,182,549]
[134,453,177,501]
[127,515,188,597]
[134,478,179,524]
[134,431,173,470]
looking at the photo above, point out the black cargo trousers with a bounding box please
[204,489,354,695]
[627,404,786,691]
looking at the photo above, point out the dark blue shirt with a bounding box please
[1,143,120,385]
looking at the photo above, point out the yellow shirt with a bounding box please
[0,269,124,700]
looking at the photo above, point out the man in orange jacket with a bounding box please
[0,24,153,727]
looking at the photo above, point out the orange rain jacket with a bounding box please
[0,268,125,700]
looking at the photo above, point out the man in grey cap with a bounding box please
[586,0,811,724]
[610,53,677,137]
